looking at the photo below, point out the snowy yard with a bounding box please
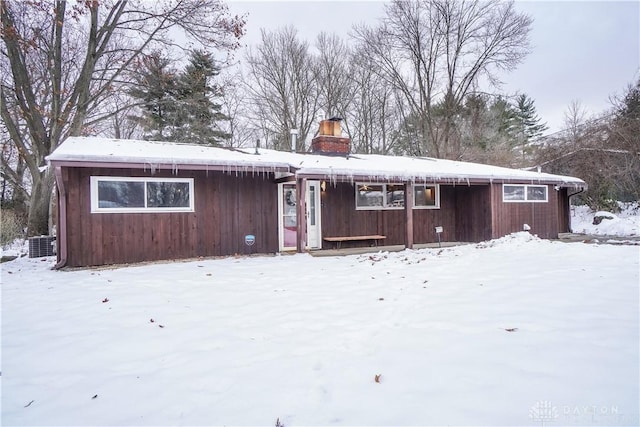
[1,233,639,426]
[571,202,639,237]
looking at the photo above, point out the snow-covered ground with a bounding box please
[571,202,640,237]
[2,233,638,426]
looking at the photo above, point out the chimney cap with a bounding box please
[328,116,343,122]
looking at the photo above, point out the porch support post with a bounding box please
[296,177,307,253]
[404,182,414,249]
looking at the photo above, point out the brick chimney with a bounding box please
[311,117,350,155]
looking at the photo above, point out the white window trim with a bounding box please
[502,184,548,203]
[413,184,441,210]
[355,183,441,210]
[90,176,195,213]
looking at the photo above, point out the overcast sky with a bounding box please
[228,0,640,134]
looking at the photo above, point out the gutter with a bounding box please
[568,187,585,199]
[52,165,68,269]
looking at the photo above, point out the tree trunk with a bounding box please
[27,170,55,237]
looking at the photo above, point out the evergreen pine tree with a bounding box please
[514,94,548,141]
[174,50,231,145]
[513,94,548,163]
[490,96,519,140]
[128,53,178,141]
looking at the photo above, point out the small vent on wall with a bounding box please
[28,236,56,258]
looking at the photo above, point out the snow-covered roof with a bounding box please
[47,137,586,187]
[46,137,292,173]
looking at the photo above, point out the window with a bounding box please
[355,183,440,210]
[91,177,194,213]
[503,184,548,203]
[413,184,440,209]
[356,184,385,209]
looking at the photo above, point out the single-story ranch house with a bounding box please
[47,120,586,268]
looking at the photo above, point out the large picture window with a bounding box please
[503,184,548,203]
[91,177,194,213]
[356,183,440,210]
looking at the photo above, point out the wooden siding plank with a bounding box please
[63,168,280,266]
[490,183,560,239]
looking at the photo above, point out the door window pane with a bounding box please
[282,185,297,248]
[309,185,316,226]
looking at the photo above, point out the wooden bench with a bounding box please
[323,235,387,249]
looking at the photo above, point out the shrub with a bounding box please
[1,209,26,246]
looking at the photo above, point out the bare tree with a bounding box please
[1,0,245,236]
[314,32,351,120]
[535,82,639,210]
[353,0,532,159]
[345,47,402,154]
[219,68,254,148]
[244,26,319,151]
[563,99,589,145]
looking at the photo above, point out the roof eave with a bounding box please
[295,170,587,188]
[47,159,292,174]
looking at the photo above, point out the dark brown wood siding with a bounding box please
[454,185,492,242]
[320,183,406,247]
[490,183,560,239]
[412,185,458,244]
[62,167,279,267]
[320,183,493,247]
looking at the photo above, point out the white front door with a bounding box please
[277,181,322,251]
[306,180,321,249]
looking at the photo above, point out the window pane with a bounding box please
[503,185,525,201]
[282,184,297,247]
[527,186,547,201]
[98,181,145,208]
[309,186,316,226]
[386,184,405,207]
[147,181,190,208]
[414,185,437,206]
[357,184,384,208]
